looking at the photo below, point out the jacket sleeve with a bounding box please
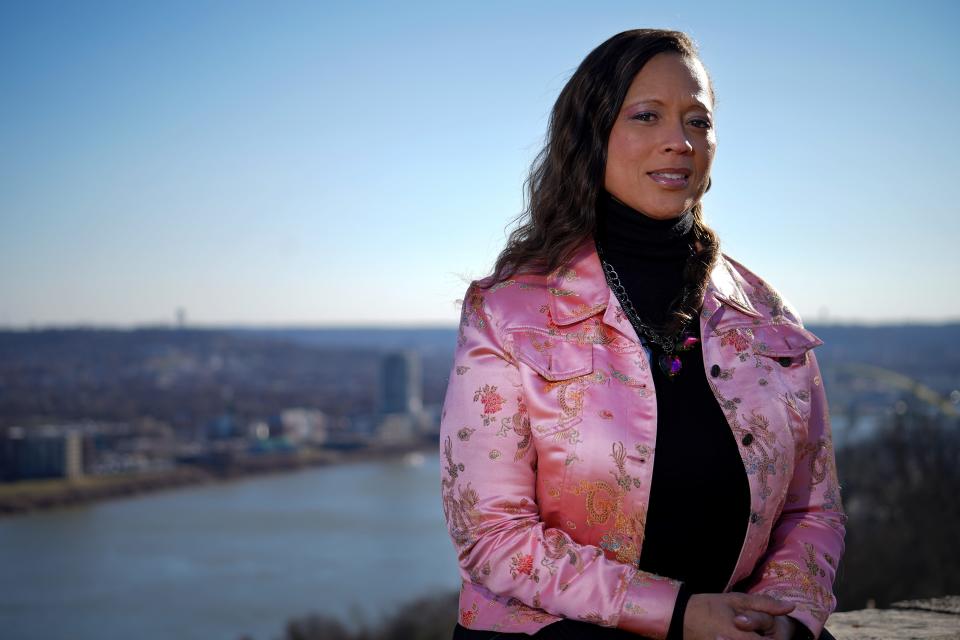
[738,349,847,638]
[440,283,681,639]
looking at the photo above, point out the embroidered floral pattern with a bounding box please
[607,441,637,489]
[503,597,556,625]
[548,301,609,326]
[574,479,617,526]
[613,304,627,325]
[474,384,505,425]
[580,612,615,626]
[610,367,647,390]
[457,290,489,346]
[573,442,645,564]
[548,266,578,282]
[468,561,492,584]
[509,552,539,581]
[630,572,682,588]
[441,436,479,547]
[540,529,579,576]
[720,327,752,352]
[565,318,617,345]
[760,542,834,623]
[460,603,479,627]
[496,397,533,460]
[498,497,531,515]
[796,437,841,503]
[543,379,585,419]
[711,385,783,501]
[523,333,555,354]
[748,280,787,319]
[466,292,488,330]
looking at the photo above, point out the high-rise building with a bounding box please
[0,426,83,481]
[380,351,422,415]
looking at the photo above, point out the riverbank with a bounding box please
[0,442,437,517]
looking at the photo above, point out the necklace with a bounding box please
[596,241,701,380]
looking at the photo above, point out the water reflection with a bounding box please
[0,454,458,640]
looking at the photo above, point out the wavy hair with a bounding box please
[483,29,721,331]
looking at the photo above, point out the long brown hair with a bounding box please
[484,29,721,331]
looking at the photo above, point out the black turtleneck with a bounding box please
[595,191,695,329]
[596,191,752,638]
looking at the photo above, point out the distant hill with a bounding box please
[809,323,960,396]
[234,323,960,394]
[232,326,459,355]
[1,323,956,431]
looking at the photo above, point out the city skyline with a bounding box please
[2,1,958,327]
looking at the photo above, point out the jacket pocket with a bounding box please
[750,323,823,368]
[750,324,822,441]
[507,329,595,382]
[505,328,593,439]
[505,329,595,513]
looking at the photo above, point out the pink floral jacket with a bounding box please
[439,240,846,639]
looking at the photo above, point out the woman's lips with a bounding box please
[647,170,690,188]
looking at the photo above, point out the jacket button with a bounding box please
[710,364,721,378]
[750,512,760,524]
[742,433,754,446]
[777,356,792,367]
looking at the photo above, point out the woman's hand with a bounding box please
[732,611,797,639]
[683,593,795,640]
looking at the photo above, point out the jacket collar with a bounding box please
[545,239,761,333]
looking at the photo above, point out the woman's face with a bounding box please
[604,52,716,220]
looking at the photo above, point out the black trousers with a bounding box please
[453,620,639,639]
[452,621,838,640]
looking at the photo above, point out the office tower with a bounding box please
[380,351,422,415]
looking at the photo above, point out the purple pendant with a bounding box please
[659,353,683,379]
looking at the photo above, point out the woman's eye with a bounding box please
[631,112,656,122]
[689,118,712,129]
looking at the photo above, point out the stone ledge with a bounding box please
[829,596,960,639]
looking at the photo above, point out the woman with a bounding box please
[439,29,845,640]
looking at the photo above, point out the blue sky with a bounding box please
[1,0,958,327]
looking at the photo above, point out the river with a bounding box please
[0,453,460,640]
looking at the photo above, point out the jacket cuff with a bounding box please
[616,571,682,640]
[666,583,692,640]
[783,606,825,640]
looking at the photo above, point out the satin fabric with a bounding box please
[439,239,846,639]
